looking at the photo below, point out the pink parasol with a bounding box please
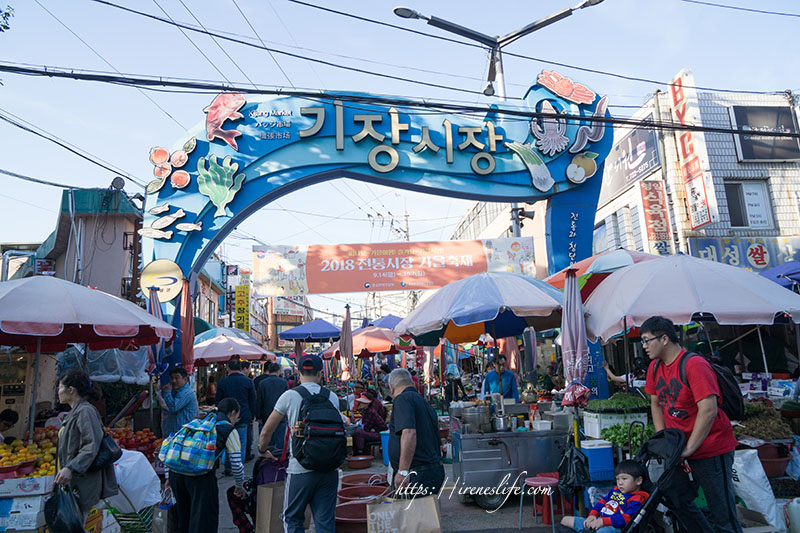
[193,334,276,366]
[322,326,414,360]
[560,269,591,407]
[339,305,354,381]
[179,279,195,373]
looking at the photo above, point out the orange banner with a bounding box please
[252,237,534,296]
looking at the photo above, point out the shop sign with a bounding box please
[639,181,673,255]
[598,115,661,205]
[33,259,55,276]
[251,237,534,296]
[729,105,800,162]
[688,236,800,272]
[235,285,250,332]
[669,69,719,229]
[273,295,305,316]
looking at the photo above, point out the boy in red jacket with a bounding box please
[561,460,649,532]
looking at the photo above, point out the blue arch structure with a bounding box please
[141,71,613,371]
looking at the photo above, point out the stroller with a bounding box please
[621,428,694,533]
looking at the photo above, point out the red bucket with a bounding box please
[341,473,388,489]
[335,501,369,533]
[337,485,386,504]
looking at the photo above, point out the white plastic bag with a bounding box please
[105,450,162,513]
[732,449,786,532]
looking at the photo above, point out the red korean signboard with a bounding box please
[639,181,673,255]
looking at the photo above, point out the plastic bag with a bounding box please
[786,436,800,481]
[86,347,150,385]
[557,436,590,498]
[731,449,786,532]
[104,450,162,513]
[44,486,85,533]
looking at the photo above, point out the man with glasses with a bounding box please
[480,355,519,401]
[0,409,18,444]
[641,316,741,533]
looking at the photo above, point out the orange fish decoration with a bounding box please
[204,92,246,150]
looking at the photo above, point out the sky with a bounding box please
[1,0,798,320]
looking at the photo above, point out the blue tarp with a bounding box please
[760,261,800,290]
[369,314,404,329]
[279,318,340,340]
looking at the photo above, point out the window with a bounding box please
[724,182,772,229]
[593,223,608,255]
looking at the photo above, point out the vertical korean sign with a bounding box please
[639,181,674,255]
[669,69,719,229]
[235,285,250,332]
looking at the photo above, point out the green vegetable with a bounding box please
[586,392,650,413]
[600,423,656,450]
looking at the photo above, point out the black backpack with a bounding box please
[291,386,347,472]
[652,351,744,421]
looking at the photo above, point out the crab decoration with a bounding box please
[537,70,596,105]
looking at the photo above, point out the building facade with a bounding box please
[595,69,800,268]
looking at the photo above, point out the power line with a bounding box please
[230,0,295,88]
[679,0,800,17]
[287,0,785,96]
[3,62,797,140]
[176,0,259,89]
[151,0,234,84]
[0,108,146,187]
[33,0,186,130]
[89,0,489,97]
[0,167,88,189]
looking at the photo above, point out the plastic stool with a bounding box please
[517,476,559,533]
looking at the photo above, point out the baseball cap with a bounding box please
[298,354,323,373]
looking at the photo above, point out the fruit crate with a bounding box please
[583,410,648,439]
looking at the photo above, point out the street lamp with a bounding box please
[394,1,605,100]
[394,1,605,232]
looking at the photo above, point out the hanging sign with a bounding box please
[639,181,673,255]
[669,69,719,229]
[251,237,534,296]
[234,285,250,332]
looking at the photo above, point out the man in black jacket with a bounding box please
[255,362,288,451]
[216,358,257,465]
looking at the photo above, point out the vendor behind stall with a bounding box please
[0,409,18,444]
[480,355,519,401]
[444,364,467,406]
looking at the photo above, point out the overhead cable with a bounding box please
[679,0,800,17]
[2,62,797,140]
[0,168,88,189]
[0,109,146,187]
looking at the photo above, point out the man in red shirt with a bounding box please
[642,316,742,533]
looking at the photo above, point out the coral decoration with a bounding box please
[537,70,596,105]
[197,155,245,217]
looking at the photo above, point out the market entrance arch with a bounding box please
[141,71,613,283]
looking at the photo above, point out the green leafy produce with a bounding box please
[600,423,656,451]
[586,392,650,413]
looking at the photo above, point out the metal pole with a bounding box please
[622,317,629,393]
[29,338,41,443]
[756,326,770,375]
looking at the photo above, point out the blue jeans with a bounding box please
[663,451,742,533]
[573,517,621,533]
[283,470,338,533]
[224,423,248,473]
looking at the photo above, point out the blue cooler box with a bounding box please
[581,439,615,482]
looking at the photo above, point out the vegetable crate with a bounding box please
[583,410,648,439]
[108,505,154,533]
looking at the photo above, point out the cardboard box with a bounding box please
[0,510,46,531]
[0,477,54,498]
[0,496,49,533]
[737,505,780,533]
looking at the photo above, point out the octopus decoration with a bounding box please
[531,100,569,157]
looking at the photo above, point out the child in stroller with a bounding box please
[561,428,691,533]
[560,460,649,532]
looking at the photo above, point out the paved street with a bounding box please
[218,459,559,532]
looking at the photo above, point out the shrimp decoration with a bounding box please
[530,101,568,157]
[537,70,596,105]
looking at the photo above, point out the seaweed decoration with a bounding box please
[197,155,246,217]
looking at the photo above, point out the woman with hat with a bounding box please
[352,390,387,455]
